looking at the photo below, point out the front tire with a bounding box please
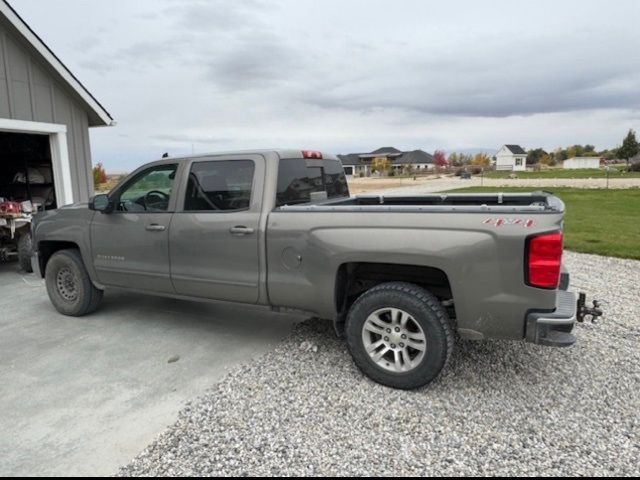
[345,282,453,390]
[45,249,103,316]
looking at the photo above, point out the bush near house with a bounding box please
[93,163,107,186]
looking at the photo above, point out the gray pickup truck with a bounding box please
[31,149,601,389]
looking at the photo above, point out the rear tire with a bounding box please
[18,233,33,273]
[345,282,453,390]
[45,249,103,316]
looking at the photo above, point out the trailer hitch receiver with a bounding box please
[577,292,603,323]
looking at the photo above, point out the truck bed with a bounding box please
[277,192,564,213]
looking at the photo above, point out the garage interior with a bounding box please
[0,131,57,210]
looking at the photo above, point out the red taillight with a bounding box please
[527,232,563,289]
[302,150,323,159]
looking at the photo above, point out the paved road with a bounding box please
[0,263,301,476]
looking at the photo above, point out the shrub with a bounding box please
[629,162,640,172]
[93,163,108,186]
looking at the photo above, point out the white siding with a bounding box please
[495,153,527,171]
[563,157,600,169]
[0,19,94,202]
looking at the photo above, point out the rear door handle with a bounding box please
[229,226,255,235]
[145,224,166,232]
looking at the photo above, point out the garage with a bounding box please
[0,0,113,266]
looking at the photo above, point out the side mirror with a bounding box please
[90,194,113,213]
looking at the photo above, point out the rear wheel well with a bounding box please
[38,241,80,277]
[334,262,455,332]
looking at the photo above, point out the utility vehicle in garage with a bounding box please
[30,149,602,389]
[0,133,58,271]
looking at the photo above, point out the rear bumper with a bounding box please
[526,289,577,347]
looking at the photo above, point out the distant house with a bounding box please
[563,157,601,169]
[338,147,434,177]
[494,145,527,172]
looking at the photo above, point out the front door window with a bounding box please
[117,165,177,212]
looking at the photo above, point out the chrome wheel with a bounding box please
[361,307,427,373]
[56,267,78,302]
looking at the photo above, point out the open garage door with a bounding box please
[0,120,73,270]
[0,119,73,207]
[0,131,56,209]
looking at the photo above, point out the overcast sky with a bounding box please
[12,0,640,171]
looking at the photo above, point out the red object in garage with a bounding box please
[0,201,22,216]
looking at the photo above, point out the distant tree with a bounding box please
[527,148,547,166]
[471,153,490,166]
[565,146,579,159]
[617,129,639,165]
[448,152,462,167]
[540,154,556,166]
[93,163,108,186]
[433,150,448,169]
[553,147,568,163]
[601,149,618,161]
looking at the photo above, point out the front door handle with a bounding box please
[145,224,166,232]
[229,226,255,235]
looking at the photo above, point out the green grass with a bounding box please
[483,168,640,179]
[446,187,640,260]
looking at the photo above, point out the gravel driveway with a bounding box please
[119,251,639,476]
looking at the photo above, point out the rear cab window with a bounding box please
[276,158,349,207]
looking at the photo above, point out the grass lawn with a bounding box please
[447,187,640,260]
[483,168,640,179]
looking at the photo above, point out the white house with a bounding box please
[494,145,527,172]
[563,157,601,169]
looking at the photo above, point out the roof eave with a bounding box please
[1,0,114,127]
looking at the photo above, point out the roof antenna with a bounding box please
[162,152,169,158]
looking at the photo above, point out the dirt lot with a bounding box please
[346,176,441,194]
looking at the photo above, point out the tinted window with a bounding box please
[184,160,255,211]
[117,164,177,212]
[276,159,349,206]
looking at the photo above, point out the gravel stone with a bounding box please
[118,251,640,476]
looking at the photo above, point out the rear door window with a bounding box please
[184,160,255,212]
[276,159,349,206]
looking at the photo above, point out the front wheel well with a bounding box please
[37,241,81,277]
[334,262,455,333]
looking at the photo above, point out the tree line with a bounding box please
[444,129,639,168]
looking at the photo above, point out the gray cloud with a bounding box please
[13,0,640,171]
[303,32,640,117]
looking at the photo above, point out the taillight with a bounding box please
[302,150,323,159]
[526,232,563,289]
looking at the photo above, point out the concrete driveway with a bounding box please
[0,263,301,476]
